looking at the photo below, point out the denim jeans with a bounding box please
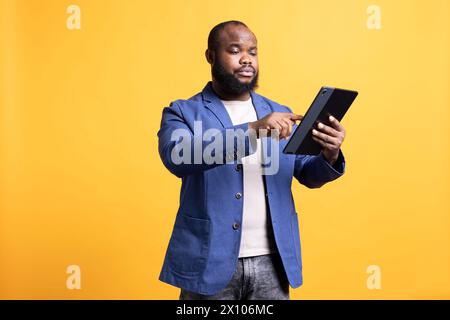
[179,253,290,300]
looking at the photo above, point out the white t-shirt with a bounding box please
[221,97,277,258]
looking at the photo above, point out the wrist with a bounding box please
[323,151,338,165]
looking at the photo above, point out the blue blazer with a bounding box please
[158,82,345,295]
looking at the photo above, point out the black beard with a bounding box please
[212,61,259,96]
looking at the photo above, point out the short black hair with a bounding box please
[207,20,248,51]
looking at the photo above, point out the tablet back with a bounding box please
[283,87,358,155]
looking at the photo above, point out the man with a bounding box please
[157,21,346,300]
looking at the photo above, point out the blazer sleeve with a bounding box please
[293,149,346,188]
[157,102,257,178]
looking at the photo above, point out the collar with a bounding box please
[201,81,271,128]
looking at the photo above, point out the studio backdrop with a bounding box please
[0,0,449,299]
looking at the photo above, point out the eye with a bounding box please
[250,51,257,56]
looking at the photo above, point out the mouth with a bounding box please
[235,68,255,77]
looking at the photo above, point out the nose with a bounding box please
[239,53,252,65]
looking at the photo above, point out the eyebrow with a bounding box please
[228,43,257,49]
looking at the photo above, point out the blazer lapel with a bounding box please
[201,82,275,169]
[250,90,272,120]
[202,81,273,126]
[202,82,234,128]
[250,90,274,169]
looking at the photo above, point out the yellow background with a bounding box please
[1,0,449,299]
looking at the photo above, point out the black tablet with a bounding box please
[283,86,358,155]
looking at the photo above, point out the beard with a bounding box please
[212,60,259,96]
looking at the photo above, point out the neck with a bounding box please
[211,80,251,101]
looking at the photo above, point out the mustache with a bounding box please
[236,66,256,73]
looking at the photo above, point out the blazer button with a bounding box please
[232,222,240,230]
[235,192,242,199]
[235,164,242,172]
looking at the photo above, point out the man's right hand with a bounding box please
[249,112,303,140]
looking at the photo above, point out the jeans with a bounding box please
[179,253,290,300]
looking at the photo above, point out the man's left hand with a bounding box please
[311,115,346,166]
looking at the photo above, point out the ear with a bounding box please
[205,49,214,64]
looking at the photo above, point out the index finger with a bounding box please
[289,113,304,121]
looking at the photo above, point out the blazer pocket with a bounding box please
[167,214,211,275]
